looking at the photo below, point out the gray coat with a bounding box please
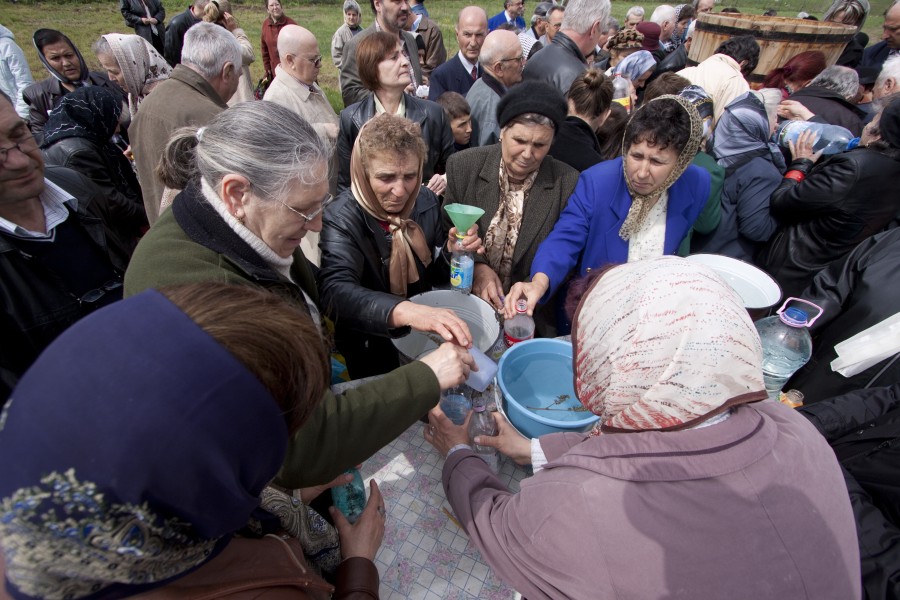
[465,72,503,147]
[338,24,422,108]
[442,144,579,337]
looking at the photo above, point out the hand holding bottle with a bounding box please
[330,480,385,562]
[446,224,482,254]
[504,273,549,320]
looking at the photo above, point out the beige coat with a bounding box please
[678,53,749,126]
[227,28,255,106]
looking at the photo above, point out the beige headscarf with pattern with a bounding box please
[572,256,767,433]
[618,95,702,241]
[102,33,172,118]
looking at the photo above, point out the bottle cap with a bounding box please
[515,299,527,313]
[780,307,809,327]
[847,137,860,150]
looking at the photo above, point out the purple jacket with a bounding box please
[442,402,861,600]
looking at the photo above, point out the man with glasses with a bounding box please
[260,0,297,81]
[522,0,611,95]
[540,5,565,47]
[488,0,527,33]
[339,0,423,107]
[0,90,130,406]
[265,25,340,265]
[466,29,523,145]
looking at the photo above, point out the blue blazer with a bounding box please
[530,157,711,300]
[860,41,891,70]
[487,11,526,32]
[428,55,480,101]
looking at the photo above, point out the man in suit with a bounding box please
[339,0,422,107]
[861,0,900,71]
[164,0,207,66]
[488,0,526,32]
[428,6,488,101]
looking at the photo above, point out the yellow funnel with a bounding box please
[444,203,485,235]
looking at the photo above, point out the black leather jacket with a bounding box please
[336,94,454,193]
[756,148,900,299]
[317,187,449,378]
[22,73,122,143]
[521,32,587,95]
[0,167,130,404]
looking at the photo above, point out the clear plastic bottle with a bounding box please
[468,398,499,472]
[450,236,474,294]
[775,121,860,155]
[440,385,472,425]
[755,299,822,399]
[612,74,632,114]
[504,300,535,348]
[330,467,367,523]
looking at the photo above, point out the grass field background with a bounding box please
[2,0,892,112]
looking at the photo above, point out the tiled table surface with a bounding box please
[360,420,529,600]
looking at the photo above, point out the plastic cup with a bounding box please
[466,347,498,392]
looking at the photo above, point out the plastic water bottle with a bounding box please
[468,398,499,472]
[450,236,474,294]
[774,121,859,155]
[754,298,822,399]
[440,385,472,425]
[612,74,632,114]
[504,300,535,348]
[331,467,367,523]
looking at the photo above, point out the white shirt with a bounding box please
[457,51,477,76]
[627,192,668,262]
[0,178,76,239]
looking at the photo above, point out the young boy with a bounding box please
[436,91,474,151]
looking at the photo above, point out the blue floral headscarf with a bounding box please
[613,50,657,85]
[711,91,787,176]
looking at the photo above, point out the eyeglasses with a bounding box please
[303,55,323,68]
[500,54,524,63]
[280,193,334,224]
[78,280,123,305]
[0,135,38,166]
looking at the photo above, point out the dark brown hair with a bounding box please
[436,91,471,119]
[642,72,690,103]
[568,68,614,119]
[357,31,401,91]
[159,283,329,435]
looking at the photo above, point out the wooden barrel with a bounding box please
[687,13,857,83]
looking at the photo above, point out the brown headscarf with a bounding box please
[349,120,432,296]
[618,94,702,241]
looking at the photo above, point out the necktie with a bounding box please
[471,65,477,80]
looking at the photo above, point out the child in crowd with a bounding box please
[436,91,474,151]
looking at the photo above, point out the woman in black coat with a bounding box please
[41,86,147,247]
[319,113,473,379]
[336,31,454,196]
[119,0,166,56]
[757,95,900,299]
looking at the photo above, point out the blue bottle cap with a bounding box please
[781,307,809,327]
[847,137,860,150]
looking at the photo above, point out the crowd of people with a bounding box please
[1,0,899,597]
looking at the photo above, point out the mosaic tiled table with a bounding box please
[359,420,529,600]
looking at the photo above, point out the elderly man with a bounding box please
[0,90,130,405]
[260,0,297,80]
[874,55,900,100]
[339,0,422,107]
[264,25,339,265]
[130,22,241,224]
[405,11,446,79]
[522,0,611,95]
[164,0,208,66]
[861,0,900,71]
[624,6,645,28]
[466,29,523,146]
[694,0,715,14]
[778,65,866,135]
[522,2,552,42]
[488,0,527,32]
[541,5,565,46]
[428,7,488,100]
[651,4,677,53]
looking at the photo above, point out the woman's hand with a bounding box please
[330,480,385,562]
[426,173,447,196]
[473,263,504,310]
[504,273,549,320]
[418,342,476,389]
[787,129,823,163]
[297,470,354,504]
[389,301,472,347]
[423,405,472,456]
[471,412,532,465]
[777,100,815,121]
[446,224,482,254]
[221,11,238,31]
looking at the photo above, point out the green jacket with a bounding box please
[124,189,441,488]
[677,151,724,257]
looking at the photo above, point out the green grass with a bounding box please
[2,0,891,113]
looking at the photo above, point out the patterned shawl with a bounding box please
[0,291,288,599]
[612,50,656,83]
[484,158,538,291]
[711,91,786,176]
[571,256,767,433]
[349,120,431,296]
[619,95,702,240]
[102,33,172,118]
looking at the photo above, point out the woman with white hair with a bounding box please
[93,33,171,118]
[426,256,860,599]
[692,88,783,261]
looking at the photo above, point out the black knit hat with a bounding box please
[497,81,567,131]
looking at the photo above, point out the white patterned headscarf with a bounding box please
[102,33,172,118]
[571,256,766,433]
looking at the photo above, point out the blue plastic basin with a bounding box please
[497,339,599,438]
